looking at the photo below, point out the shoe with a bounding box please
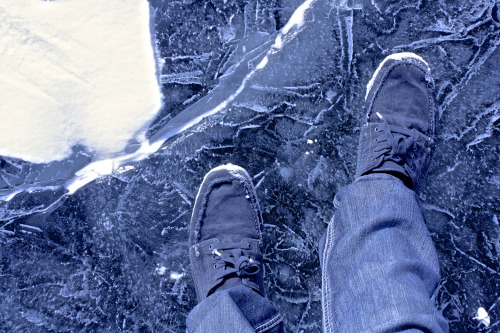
[356,52,438,192]
[189,164,264,302]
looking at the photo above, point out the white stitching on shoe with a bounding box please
[365,52,430,100]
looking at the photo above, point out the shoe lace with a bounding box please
[372,114,421,170]
[210,241,260,283]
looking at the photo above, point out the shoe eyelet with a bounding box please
[209,245,213,250]
[248,243,252,249]
[214,264,217,269]
[374,127,379,132]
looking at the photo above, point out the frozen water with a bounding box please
[1,0,499,332]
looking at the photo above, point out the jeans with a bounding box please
[186,174,449,332]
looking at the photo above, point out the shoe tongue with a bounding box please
[207,272,261,298]
[206,245,261,298]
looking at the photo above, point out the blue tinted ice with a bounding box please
[1,0,498,331]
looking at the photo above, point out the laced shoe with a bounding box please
[356,52,438,192]
[189,164,264,302]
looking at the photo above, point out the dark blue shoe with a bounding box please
[189,164,264,302]
[356,52,438,192]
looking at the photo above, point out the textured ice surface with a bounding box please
[1,0,499,332]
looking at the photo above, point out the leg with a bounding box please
[186,285,283,333]
[320,53,449,332]
[187,164,284,333]
[320,174,448,332]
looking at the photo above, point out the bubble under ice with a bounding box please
[1,0,499,332]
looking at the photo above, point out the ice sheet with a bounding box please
[0,0,498,332]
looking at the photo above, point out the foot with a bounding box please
[356,52,438,192]
[189,164,264,302]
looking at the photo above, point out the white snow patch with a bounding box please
[155,266,167,276]
[4,0,319,199]
[116,165,135,175]
[474,307,490,327]
[169,272,184,280]
[0,0,161,163]
[281,0,314,36]
[255,56,269,70]
[0,185,60,202]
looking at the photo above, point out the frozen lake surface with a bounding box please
[1,0,499,332]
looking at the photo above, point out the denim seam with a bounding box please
[255,313,283,333]
[321,218,335,332]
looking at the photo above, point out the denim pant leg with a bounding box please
[186,285,284,333]
[320,174,449,333]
